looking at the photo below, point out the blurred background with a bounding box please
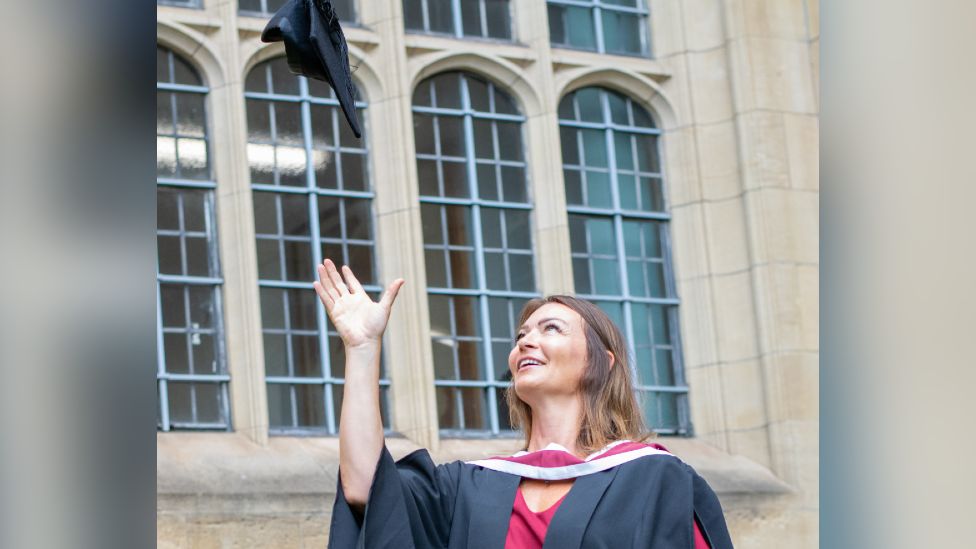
[154,0,818,546]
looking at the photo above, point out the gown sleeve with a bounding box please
[691,470,734,549]
[328,445,461,549]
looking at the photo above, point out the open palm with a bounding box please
[313,259,405,349]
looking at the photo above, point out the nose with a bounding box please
[518,328,540,350]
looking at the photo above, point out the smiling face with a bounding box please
[508,303,590,403]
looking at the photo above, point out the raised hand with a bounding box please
[313,259,405,350]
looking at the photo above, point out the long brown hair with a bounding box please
[505,295,650,454]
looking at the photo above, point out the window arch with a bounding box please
[244,56,389,434]
[558,87,689,434]
[403,0,512,40]
[413,71,537,435]
[156,45,231,431]
[548,0,649,56]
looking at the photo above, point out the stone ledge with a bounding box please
[158,431,790,512]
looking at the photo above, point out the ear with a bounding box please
[606,351,615,370]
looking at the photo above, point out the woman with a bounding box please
[314,259,733,549]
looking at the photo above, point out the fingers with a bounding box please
[379,278,405,311]
[323,259,348,296]
[341,264,365,294]
[315,263,338,306]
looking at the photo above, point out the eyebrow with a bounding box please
[517,317,569,331]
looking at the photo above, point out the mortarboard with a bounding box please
[261,0,362,138]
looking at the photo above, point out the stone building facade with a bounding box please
[156,0,818,546]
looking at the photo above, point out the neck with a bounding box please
[526,395,584,457]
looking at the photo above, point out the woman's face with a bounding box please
[508,303,589,401]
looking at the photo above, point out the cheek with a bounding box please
[507,346,518,371]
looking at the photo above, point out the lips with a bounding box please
[517,357,546,370]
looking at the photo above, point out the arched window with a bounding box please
[558,87,688,434]
[413,71,536,435]
[403,0,512,40]
[239,0,356,22]
[244,57,388,434]
[548,0,649,56]
[156,45,231,431]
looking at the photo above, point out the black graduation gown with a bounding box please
[328,446,734,549]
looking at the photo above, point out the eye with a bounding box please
[544,322,560,332]
[514,331,525,341]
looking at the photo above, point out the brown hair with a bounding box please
[505,295,651,454]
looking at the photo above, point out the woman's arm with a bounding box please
[313,259,404,510]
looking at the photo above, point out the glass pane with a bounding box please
[192,334,218,375]
[608,92,629,125]
[347,244,375,285]
[295,384,325,427]
[427,0,454,33]
[477,164,499,200]
[252,192,278,235]
[602,11,643,55]
[548,4,567,45]
[636,134,660,172]
[176,138,209,180]
[425,249,448,287]
[564,169,583,205]
[449,250,476,288]
[421,203,444,244]
[484,251,506,290]
[187,285,216,328]
[557,96,576,121]
[403,0,425,30]
[467,77,491,112]
[172,55,201,86]
[317,195,342,239]
[164,333,189,373]
[432,73,462,109]
[266,383,291,428]
[587,217,616,255]
[432,339,456,379]
[157,235,182,275]
[576,89,603,123]
[442,160,469,198]
[260,287,286,329]
[592,259,621,295]
[289,289,318,331]
[444,205,472,246]
[157,92,174,135]
[617,173,638,209]
[310,104,335,149]
[584,171,612,208]
[437,386,460,429]
[160,285,186,328]
[341,152,368,191]
[256,239,281,279]
[157,47,170,83]
[292,335,322,377]
[501,166,527,203]
[614,133,634,169]
[328,335,346,377]
[627,260,646,297]
[485,0,511,39]
[263,333,288,379]
[166,382,193,423]
[413,114,436,155]
[460,387,488,429]
[566,6,597,50]
[269,59,300,95]
[505,209,531,250]
[473,119,494,159]
[581,129,607,167]
[461,0,483,36]
[457,340,484,380]
[345,198,373,240]
[560,126,579,165]
[175,93,206,137]
[184,236,211,277]
[182,190,207,233]
[496,122,522,161]
[480,208,503,248]
[283,240,312,281]
[157,137,177,178]
[568,215,588,254]
[437,117,466,157]
[508,254,534,292]
[280,194,309,237]
[417,158,439,196]
[157,188,180,230]
[572,257,591,294]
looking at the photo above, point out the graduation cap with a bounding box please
[261,0,362,138]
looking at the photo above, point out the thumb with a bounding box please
[379,278,405,311]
